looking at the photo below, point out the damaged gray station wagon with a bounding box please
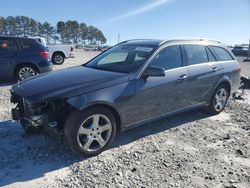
[11,39,241,156]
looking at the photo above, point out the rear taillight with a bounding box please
[236,65,241,73]
[70,46,74,52]
[40,51,49,59]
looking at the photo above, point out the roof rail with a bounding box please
[160,38,221,45]
[118,39,159,44]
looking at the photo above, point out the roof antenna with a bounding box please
[117,33,120,44]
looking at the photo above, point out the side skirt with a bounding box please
[121,103,207,132]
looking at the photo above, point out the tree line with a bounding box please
[0,16,106,44]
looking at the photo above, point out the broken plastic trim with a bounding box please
[233,76,250,100]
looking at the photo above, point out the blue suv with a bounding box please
[0,36,53,81]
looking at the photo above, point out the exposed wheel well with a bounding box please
[15,63,40,75]
[81,104,122,133]
[218,81,231,96]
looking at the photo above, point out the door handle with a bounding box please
[211,67,218,72]
[178,74,187,81]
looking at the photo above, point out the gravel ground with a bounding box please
[0,51,250,188]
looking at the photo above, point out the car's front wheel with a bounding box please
[64,107,117,156]
[207,84,229,115]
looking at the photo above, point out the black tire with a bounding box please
[15,65,38,81]
[206,84,229,115]
[52,52,65,65]
[64,107,117,156]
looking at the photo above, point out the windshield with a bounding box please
[85,44,156,73]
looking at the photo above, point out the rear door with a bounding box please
[16,38,44,64]
[183,44,223,105]
[0,37,14,79]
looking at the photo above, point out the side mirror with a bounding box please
[142,66,165,79]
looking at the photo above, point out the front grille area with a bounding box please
[22,99,34,117]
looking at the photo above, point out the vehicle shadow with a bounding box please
[0,80,15,87]
[0,108,209,187]
[113,108,209,147]
[0,120,81,187]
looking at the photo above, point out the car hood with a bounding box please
[12,66,129,103]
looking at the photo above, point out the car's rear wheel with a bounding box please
[52,52,65,65]
[64,107,117,156]
[16,65,38,81]
[207,84,229,115]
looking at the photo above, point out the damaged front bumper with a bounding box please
[10,91,26,120]
[10,90,67,133]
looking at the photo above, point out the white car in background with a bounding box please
[83,45,99,51]
[30,37,74,64]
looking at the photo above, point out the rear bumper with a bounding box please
[39,63,53,74]
[69,52,74,58]
[231,74,241,94]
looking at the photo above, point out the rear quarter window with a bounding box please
[210,46,234,61]
[19,39,39,51]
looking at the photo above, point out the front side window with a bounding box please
[0,39,12,53]
[210,46,233,61]
[184,44,208,65]
[150,45,182,70]
[85,44,156,73]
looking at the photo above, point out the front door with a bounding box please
[135,45,189,122]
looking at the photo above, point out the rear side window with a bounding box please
[12,39,19,51]
[150,45,182,70]
[19,39,36,50]
[184,45,208,65]
[210,46,233,61]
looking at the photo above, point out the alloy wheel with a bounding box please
[77,114,112,152]
[214,88,228,112]
[18,67,37,80]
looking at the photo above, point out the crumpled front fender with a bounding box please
[66,95,87,110]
